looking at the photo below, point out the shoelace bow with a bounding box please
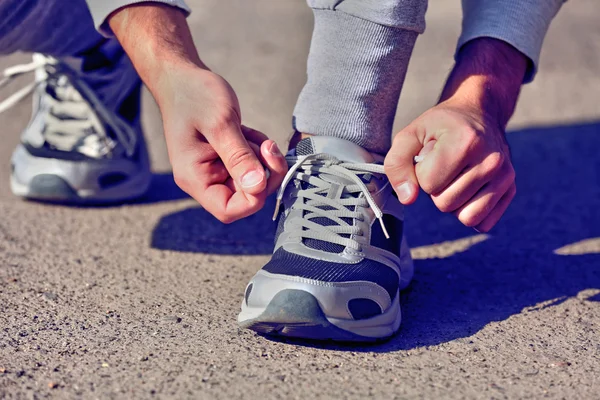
[273,153,390,251]
[0,54,136,157]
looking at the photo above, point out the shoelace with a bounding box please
[273,153,390,251]
[0,53,136,157]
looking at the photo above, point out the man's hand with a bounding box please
[154,65,288,223]
[384,38,527,232]
[108,4,287,222]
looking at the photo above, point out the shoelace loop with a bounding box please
[0,54,137,157]
[273,154,390,251]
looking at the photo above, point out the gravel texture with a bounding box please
[1,1,599,399]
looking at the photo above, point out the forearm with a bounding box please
[459,0,564,83]
[440,38,527,129]
[107,4,205,101]
[86,0,191,35]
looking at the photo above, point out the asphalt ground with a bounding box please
[1,1,599,398]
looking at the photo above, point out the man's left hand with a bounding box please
[384,38,527,232]
[385,99,516,232]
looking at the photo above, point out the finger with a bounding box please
[248,141,261,158]
[431,152,506,213]
[227,141,270,193]
[185,155,267,223]
[454,168,515,228]
[206,120,267,195]
[242,125,269,146]
[203,182,268,223]
[475,183,516,232]
[384,129,423,205]
[169,141,266,223]
[258,140,288,195]
[415,127,478,195]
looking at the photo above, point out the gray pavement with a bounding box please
[1,1,599,399]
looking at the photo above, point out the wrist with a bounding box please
[439,38,527,128]
[108,4,207,97]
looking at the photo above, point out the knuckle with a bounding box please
[433,197,455,213]
[218,214,236,224]
[484,152,505,174]
[383,160,401,181]
[246,194,266,211]
[225,147,255,170]
[392,129,411,142]
[249,198,266,212]
[462,127,479,147]
[173,172,190,192]
[456,128,481,157]
[208,108,239,134]
[506,164,516,182]
[459,211,480,227]
[419,178,436,195]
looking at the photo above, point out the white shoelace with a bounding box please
[0,54,136,157]
[273,154,390,251]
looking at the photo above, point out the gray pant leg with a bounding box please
[0,0,138,108]
[294,1,427,154]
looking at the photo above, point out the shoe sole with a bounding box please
[10,144,151,204]
[239,289,401,342]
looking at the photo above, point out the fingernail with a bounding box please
[269,142,281,156]
[395,182,413,203]
[241,169,264,189]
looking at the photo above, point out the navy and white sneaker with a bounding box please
[0,44,150,204]
[238,136,414,342]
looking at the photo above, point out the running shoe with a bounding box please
[238,136,413,342]
[0,45,150,203]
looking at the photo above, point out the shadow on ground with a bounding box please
[139,173,189,204]
[151,196,277,255]
[151,121,600,350]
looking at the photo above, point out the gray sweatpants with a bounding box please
[0,0,563,154]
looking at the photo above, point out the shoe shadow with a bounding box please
[151,121,600,352]
[137,173,190,204]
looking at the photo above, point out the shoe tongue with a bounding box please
[295,136,375,163]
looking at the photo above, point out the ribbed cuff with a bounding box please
[293,9,418,154]
[88,0,191,36]
[307,0,427,33]
[458,0,565,83]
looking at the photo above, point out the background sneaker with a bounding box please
[0,42,151,204]
[238,136,414,342]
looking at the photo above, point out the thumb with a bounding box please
[209,122,267,195]
[384,129,423,205]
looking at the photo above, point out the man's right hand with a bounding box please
[156,65,287,223]
[108,4,287,223]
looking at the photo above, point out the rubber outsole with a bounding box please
[27,174,80,201]
[239,289,398,343]
[11,172,151,205]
